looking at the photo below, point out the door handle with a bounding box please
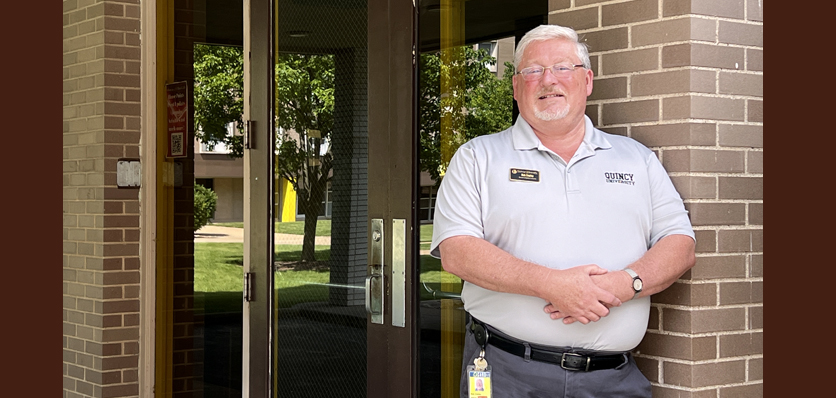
[365,274,382,316]
[366,219,385,324]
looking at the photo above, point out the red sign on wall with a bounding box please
[166,82,189,158]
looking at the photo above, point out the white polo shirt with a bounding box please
[430,115,694,351]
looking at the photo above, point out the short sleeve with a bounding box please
[429,145,485,258]
[646,151,695,247]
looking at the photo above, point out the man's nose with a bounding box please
[540,67,560,84]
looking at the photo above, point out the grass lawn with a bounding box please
[195,235,459,313]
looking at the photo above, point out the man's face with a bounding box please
[513,38,593,127]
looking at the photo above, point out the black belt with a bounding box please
[470,317,627,372]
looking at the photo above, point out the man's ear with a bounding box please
[512,75,520,102]
[585,68,594,96]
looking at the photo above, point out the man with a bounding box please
[430,24,696,397]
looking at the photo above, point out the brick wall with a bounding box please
[172,0,204,396]
[549,0,763,396]
[63,0,143,397]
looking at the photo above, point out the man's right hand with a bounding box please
[439,236,621,324]
[540,265,621,324]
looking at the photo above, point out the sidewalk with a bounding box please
[194,225,332,245]
[195,225,431,254]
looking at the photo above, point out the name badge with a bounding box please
[510,168,540,182]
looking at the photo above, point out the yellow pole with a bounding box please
[440,2,466,397]
[154,0,175,396]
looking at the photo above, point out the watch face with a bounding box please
[633,279,643,291]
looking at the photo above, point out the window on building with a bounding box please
[476,41,498,73]
[295,182,333,219]
[419,185,437,223]
[198,122,236,154]
[195,178,214,190]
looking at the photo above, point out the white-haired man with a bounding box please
[430,24,696,397]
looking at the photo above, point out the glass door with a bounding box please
[415,1,548,397]
[243,0,418,397]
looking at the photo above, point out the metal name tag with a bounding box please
[510,168,540,182]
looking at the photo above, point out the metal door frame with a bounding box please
[242,0,419,396]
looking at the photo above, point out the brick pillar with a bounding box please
[550,0,763,396]
[330,47,370,307]
[63,1,143,397]
[172,0,204,396]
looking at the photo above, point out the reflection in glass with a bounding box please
[417,1,526,396]
[272,1,369,397]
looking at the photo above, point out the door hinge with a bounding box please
[244,120,254,149]
[243,272,254,302]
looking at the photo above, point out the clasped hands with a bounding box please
[541,265,632,325]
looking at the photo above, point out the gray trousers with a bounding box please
[460,320,652,398]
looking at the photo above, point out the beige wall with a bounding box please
[212,177,245,222]
[549,0,763,396]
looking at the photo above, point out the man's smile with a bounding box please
[538,92,565,100]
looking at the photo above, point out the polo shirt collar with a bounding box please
[511,115,612,153]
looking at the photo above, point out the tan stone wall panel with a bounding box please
[718,176,763,200]
[637,332,717,361]
[601,48,658,75]
[688,255,747,279]
[718,124,763,148]
[580,27,628,53]
[663,359,746,388]
[651,281,717,306]
[664,307,746,334]
[669,175,716,200]
[602,0,658,27]
[587,76,627,101]
[663,95,746,122]
[631,17,716,47]
[631,123,716,146]
[719,20,763,47]
[747,99,763,123]
[632,69,715,97]
[548,7,600,31]
[602,99,659,124]
[719,72,763,97]
[662,43,745,69]
[746,0,764,22]
[663,0,745,20]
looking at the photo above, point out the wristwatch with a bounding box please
[624,268,643,300]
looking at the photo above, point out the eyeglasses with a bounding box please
[515,63,585,81]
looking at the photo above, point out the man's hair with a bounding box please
[513,25,591,70]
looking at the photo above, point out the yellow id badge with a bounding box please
[467,365,492,398]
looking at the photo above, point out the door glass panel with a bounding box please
[271,0,369,397]
[192,1,247,394]
[417,1,547,397]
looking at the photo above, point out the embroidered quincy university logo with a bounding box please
[604,172,635,185]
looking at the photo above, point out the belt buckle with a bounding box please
[560,352,590,372]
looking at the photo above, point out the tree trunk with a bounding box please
[301,206,319,262]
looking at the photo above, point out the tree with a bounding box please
[419,46,515,183]
[194,44,513,260]
[273,54,335,263]
[193,44,245,157]
[194,45,334,263]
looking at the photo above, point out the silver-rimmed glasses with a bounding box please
[515,63,585,81]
